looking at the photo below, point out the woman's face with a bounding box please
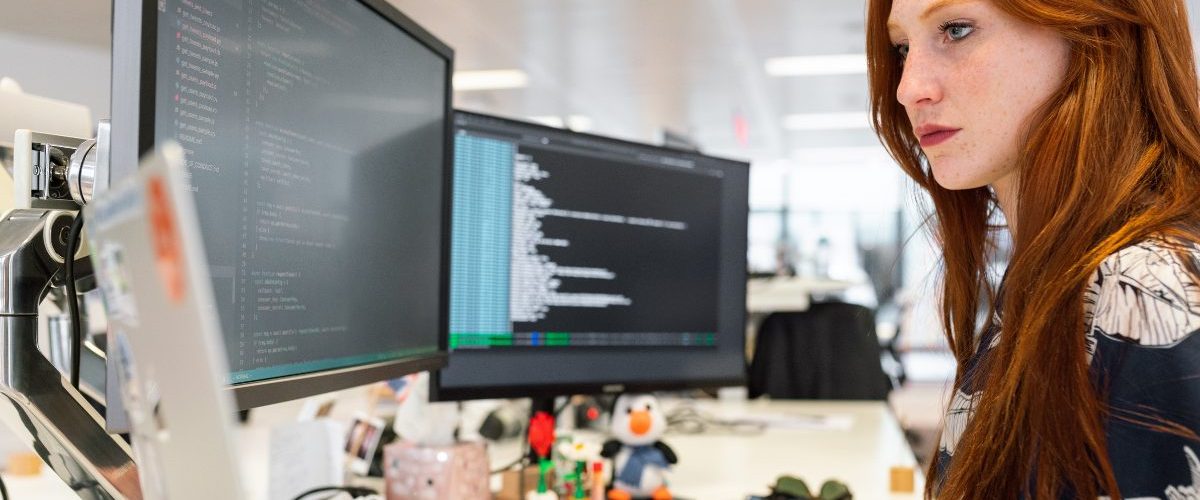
[887,0,1071,190]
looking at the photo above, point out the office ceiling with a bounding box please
[391,0,877,164]
[4,0,1200,166]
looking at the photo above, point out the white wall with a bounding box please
[0,31,110,122]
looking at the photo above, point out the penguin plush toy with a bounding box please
[601,394,677,500]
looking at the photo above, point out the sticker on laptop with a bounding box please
[94,242,140,327]
[146,175,187,304]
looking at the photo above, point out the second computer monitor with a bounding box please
[434,111,749,401]
[111,0,453,409]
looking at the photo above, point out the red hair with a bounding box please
[867,0,1200,498]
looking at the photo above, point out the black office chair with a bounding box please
[748,302,892,400]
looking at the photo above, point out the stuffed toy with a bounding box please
[601,394,676,500]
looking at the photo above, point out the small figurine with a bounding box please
[524,459,559,500]
[527,411,559,500]
[558,436,600,498]
[590,462,606,500]
[601,394,676,500]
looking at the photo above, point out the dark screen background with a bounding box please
[514,145,721,333]
[154,0,446,382]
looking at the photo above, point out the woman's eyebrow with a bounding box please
[887,0,974,35]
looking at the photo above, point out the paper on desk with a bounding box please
[268,420,344,500]
[730,412,855,430]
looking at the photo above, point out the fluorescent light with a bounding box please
[529,115,593,132]
[529,115,565,128]
[765,54,867,76]
[566,115,593,132]
[782,112,870,131]
[453,69,529,91]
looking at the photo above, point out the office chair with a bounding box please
[748,302,892,400]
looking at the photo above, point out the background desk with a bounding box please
[747,277,856,314]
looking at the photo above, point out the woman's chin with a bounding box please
[931,164,990,191]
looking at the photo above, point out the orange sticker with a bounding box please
[147,176,186,304]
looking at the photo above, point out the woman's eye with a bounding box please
[940,22,974,41]
[896,44,909,61]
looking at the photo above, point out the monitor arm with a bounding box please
[0,214,141,497]
[0,205,142,494]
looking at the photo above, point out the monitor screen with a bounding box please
[111,0,452,408]
[434,111,749,400]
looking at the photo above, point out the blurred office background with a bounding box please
[6,0,1200,468]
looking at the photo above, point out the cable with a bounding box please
[664,403,767,436]
[553,399,571,418]
[291,485,377,500]
[66,211,85,389]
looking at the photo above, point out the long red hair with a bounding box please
[867,0,1200,498]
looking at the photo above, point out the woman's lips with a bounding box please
[918,128,960,148]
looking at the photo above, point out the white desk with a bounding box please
[7,398,922,500]
[662,400,922,499]
[492,399,923,500]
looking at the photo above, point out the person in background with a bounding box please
[867,0,1200,498]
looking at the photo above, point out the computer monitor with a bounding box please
[109,0,453,409]
[433,111,749,401]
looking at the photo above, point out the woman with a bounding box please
[867,0,1200,498]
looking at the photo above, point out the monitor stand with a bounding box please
[0,208,141,499]
[531,397,556,417]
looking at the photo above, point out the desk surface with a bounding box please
[5,398,923,500]
[490,399,922,500]
[662,400,923,499]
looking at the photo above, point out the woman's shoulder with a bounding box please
[1082,236,1200,347]
[1084,238,1200,498]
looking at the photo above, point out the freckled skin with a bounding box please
[889,0,1070,201]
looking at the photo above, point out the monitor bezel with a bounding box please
[111,0,454,410]
[431,110,750,402]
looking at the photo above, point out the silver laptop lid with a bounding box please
[86,142,243,499]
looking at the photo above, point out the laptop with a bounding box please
[85,141,244,499]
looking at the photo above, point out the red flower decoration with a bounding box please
[528,411,556,459]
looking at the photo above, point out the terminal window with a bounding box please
[450,115,725,350]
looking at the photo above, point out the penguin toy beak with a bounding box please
[629,410,652,436]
